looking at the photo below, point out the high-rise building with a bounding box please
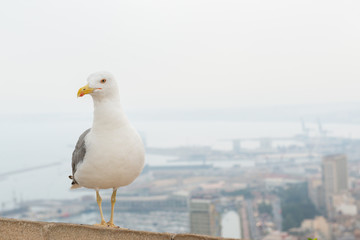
[307,178,325,212]
[300,216,332,240]
[322,154,348,218]
[189,198,221,236]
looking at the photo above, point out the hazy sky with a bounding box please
[1,0,359,114]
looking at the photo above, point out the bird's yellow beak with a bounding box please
[77,84,94,97]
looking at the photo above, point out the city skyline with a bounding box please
[1,1,360,239]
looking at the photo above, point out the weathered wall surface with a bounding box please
[0,218,240,240]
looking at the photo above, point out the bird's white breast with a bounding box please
[75,124,145,189]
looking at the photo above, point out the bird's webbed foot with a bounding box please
[93,220,108,227]
[106,221,118,228]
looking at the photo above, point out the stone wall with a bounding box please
[0,218,240,240]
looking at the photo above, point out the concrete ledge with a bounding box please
[0,218,240,240]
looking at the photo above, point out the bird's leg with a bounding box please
[94,190,107,227]
[107,188,117,227]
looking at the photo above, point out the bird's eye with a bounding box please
[100,79,106,83]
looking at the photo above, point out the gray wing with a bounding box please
[69,128,91,185]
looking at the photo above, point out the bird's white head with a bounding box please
[77,71,119,99]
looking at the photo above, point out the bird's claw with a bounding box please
[94,220,108,227]
[93,222,118,228]
[106,221,118,228]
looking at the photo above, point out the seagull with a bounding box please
[69,71,145,227]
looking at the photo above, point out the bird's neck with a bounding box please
[91,96,129,133]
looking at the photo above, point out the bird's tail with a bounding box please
[69,175,82,189]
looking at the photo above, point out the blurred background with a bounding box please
[1,1,360,239]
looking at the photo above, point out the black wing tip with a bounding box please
[69,175,78,185]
